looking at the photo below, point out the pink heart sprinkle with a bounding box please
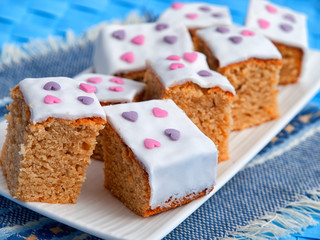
[120,52,135,63]
[152,107,168,118]
[110,77,124,85]
[44,95,61,104]
[144,138,161,149]
[109,86,124,92]
[241,30,255,36]
[185,13,198,20]
[131,35,145,45]
[87,77,102,84]
[80,83,96,93]
[166,55,181,61]
[265,4,277,13]
[171,2,184,10]
[169,63,185,70]
[183,52,198,63]
[258,19,270,29]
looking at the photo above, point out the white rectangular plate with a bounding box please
[0,50,320,240]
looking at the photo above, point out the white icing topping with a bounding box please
[19,77,106,123]
[158,2,232,29]
[74,73,145,103]
[196,24,281,68]
[246,0,308,50]
[103,99,217,209]
[146,51,235,95]
[93,22,193,75]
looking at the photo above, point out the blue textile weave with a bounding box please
[0,0,320,239]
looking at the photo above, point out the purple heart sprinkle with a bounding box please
[283,14,296,23]
[163,36,177,44]
[212,12,224,18]
[229,36,243,44]
[280,23,293,32]
[112,30,125,40]
[43,81,61,91]
[122,111,138,122]
[165,128,180,141]
[77,96,94,105]
[199,6,211,12]
[216,26,229,33]
[156,23,169,31]
[197,70,212,77]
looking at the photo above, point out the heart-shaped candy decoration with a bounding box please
[164,129,180,141]
[283,14,296,23]
[171,2,184,10]
[241,30,255,36]
[229,36,243,44]
[122,111,138,122]
[258,19,270,29]
[163,36,177,44]
[185,13,198,20]
[169,63,185,70]
[44,95,61,104]
[183,52,198,63]
[265,4,277,13]
[112,30,125,40]
[109,86,124,92]
[87,77,102,84]
[144,138,161,149]
[216,26,229,33]
[199,6,211,12]
[198,70,212,77]
[131,35,145,45]
[152,107,168,117]
[80,83,97,93]
[110,77,124,85]
[155,23,169,31]
[43,81,61,91]
[166,55,181,61]
[77,96,94,105]
[280,23,293,32]
[120,52,135,63]
[212,12,224,18]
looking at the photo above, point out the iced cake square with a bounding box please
[0,77,105,203]
[144,51,235,161]
[246,0,308,84]
[93,22,193,81]
[101,99,217,217]
[194,25,282,130]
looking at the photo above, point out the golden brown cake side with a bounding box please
[101,122,213,217]
[273,41,303,85]
[144,68,234,162]
[0,86,104,203]
[219,59,281,130]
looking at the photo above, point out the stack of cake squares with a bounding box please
[0,0,308,217]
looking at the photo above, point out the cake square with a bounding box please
[0,77,106,203]
[157,2,232,36]
[101,99,217,217]
[194,25,282,130]
[246,0,308,84]
[144,51,235,161]
[93,22,193,81]
[74,73,146,160]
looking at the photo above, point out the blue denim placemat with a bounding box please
[0,1,320,239]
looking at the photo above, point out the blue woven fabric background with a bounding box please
[0,0,319,239]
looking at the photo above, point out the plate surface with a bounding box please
[0,50,320,240]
